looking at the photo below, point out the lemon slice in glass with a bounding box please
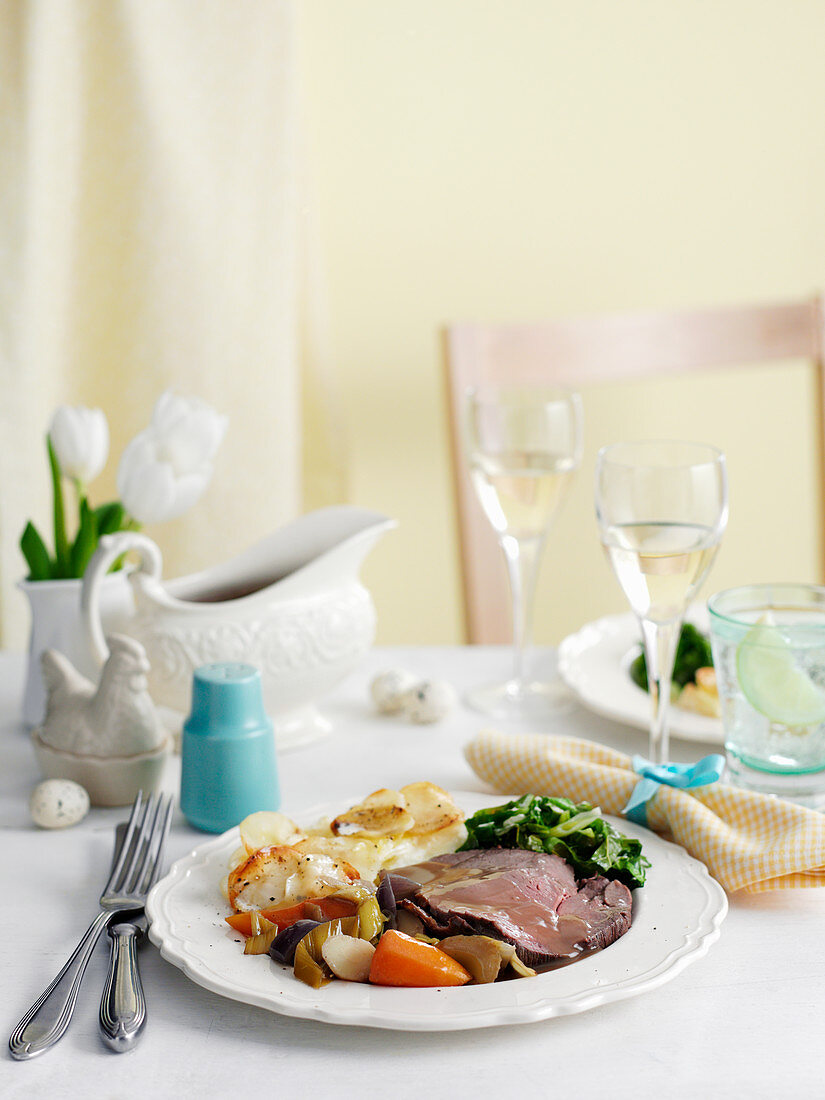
[736,621,825,727]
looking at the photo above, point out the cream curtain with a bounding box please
[0,0,343,647]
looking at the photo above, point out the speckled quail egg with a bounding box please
[401,679,457,724]
[370,668,418,714]
[30,779,90,829]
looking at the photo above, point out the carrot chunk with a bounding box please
[369,930,472,987]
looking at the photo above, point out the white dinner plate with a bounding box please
[147,791,727,1031]
[557,612,724,745]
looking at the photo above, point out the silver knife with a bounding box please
[98,823,149,1052]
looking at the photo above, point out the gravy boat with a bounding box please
[81,507,396,750]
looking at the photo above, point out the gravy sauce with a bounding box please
[182,575,288,603]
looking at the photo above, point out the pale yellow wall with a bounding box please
[298,1,825,645]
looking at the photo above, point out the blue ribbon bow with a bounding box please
[622,753,725,827]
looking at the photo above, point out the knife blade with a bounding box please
[99,823,149,1052]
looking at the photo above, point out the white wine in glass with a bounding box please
[602,522,722,624]
[465,385,583,720]
[470,451,577,541]
[595,442,728,763]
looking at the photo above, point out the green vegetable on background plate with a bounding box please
[460,794,650,889]
[629,622,714,693]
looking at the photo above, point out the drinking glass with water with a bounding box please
[709,583,825,807]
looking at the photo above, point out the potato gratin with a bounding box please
[223,783,467,912]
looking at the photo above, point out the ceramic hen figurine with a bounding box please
[39,634,165,757]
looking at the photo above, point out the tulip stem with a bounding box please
[47,436,70,578]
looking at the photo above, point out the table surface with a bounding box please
[1,645,823,1100]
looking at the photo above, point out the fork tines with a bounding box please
[109,791,174,900]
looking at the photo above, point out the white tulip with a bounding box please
[48,405,109,484]
[117,391,228,525]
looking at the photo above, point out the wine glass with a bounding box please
[594,441,728,764]
[464,384,583,719]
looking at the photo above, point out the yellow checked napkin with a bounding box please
[464,729,825,893]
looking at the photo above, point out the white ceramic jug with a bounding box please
[19,572,134,728]
[81,507,396,750]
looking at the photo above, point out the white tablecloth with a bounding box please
[1,647,823,1099]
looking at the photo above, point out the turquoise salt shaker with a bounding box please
[180,662,280,833]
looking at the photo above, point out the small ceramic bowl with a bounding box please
[31,729,171,807]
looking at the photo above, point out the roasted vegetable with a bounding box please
[268,919,322,965]
[243,914,280,956]
[437,936,536,983]
[226,895,358,937]
[368,930,472,987]
[375,871,397,927]
[355,895,385,941]
[290,897,386,988]
[630,622,714,692]
[293,916,361,988]
[321,935,376,982]
[382,872,420,902]
[395,909,426,938]
[460,794,650,889]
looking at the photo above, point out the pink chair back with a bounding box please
[445,297,825,643]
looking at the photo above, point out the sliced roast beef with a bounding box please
[394,848,632,967]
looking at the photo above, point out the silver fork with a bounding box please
[9,791,174,1061]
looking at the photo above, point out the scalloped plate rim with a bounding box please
[147,791,728,1030]
[558,610,723,745]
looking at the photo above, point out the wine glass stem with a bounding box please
[501,534,543,689]
[639,617,680,764]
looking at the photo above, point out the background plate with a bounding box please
[147,791,727,1030]
[558,612,723,745]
